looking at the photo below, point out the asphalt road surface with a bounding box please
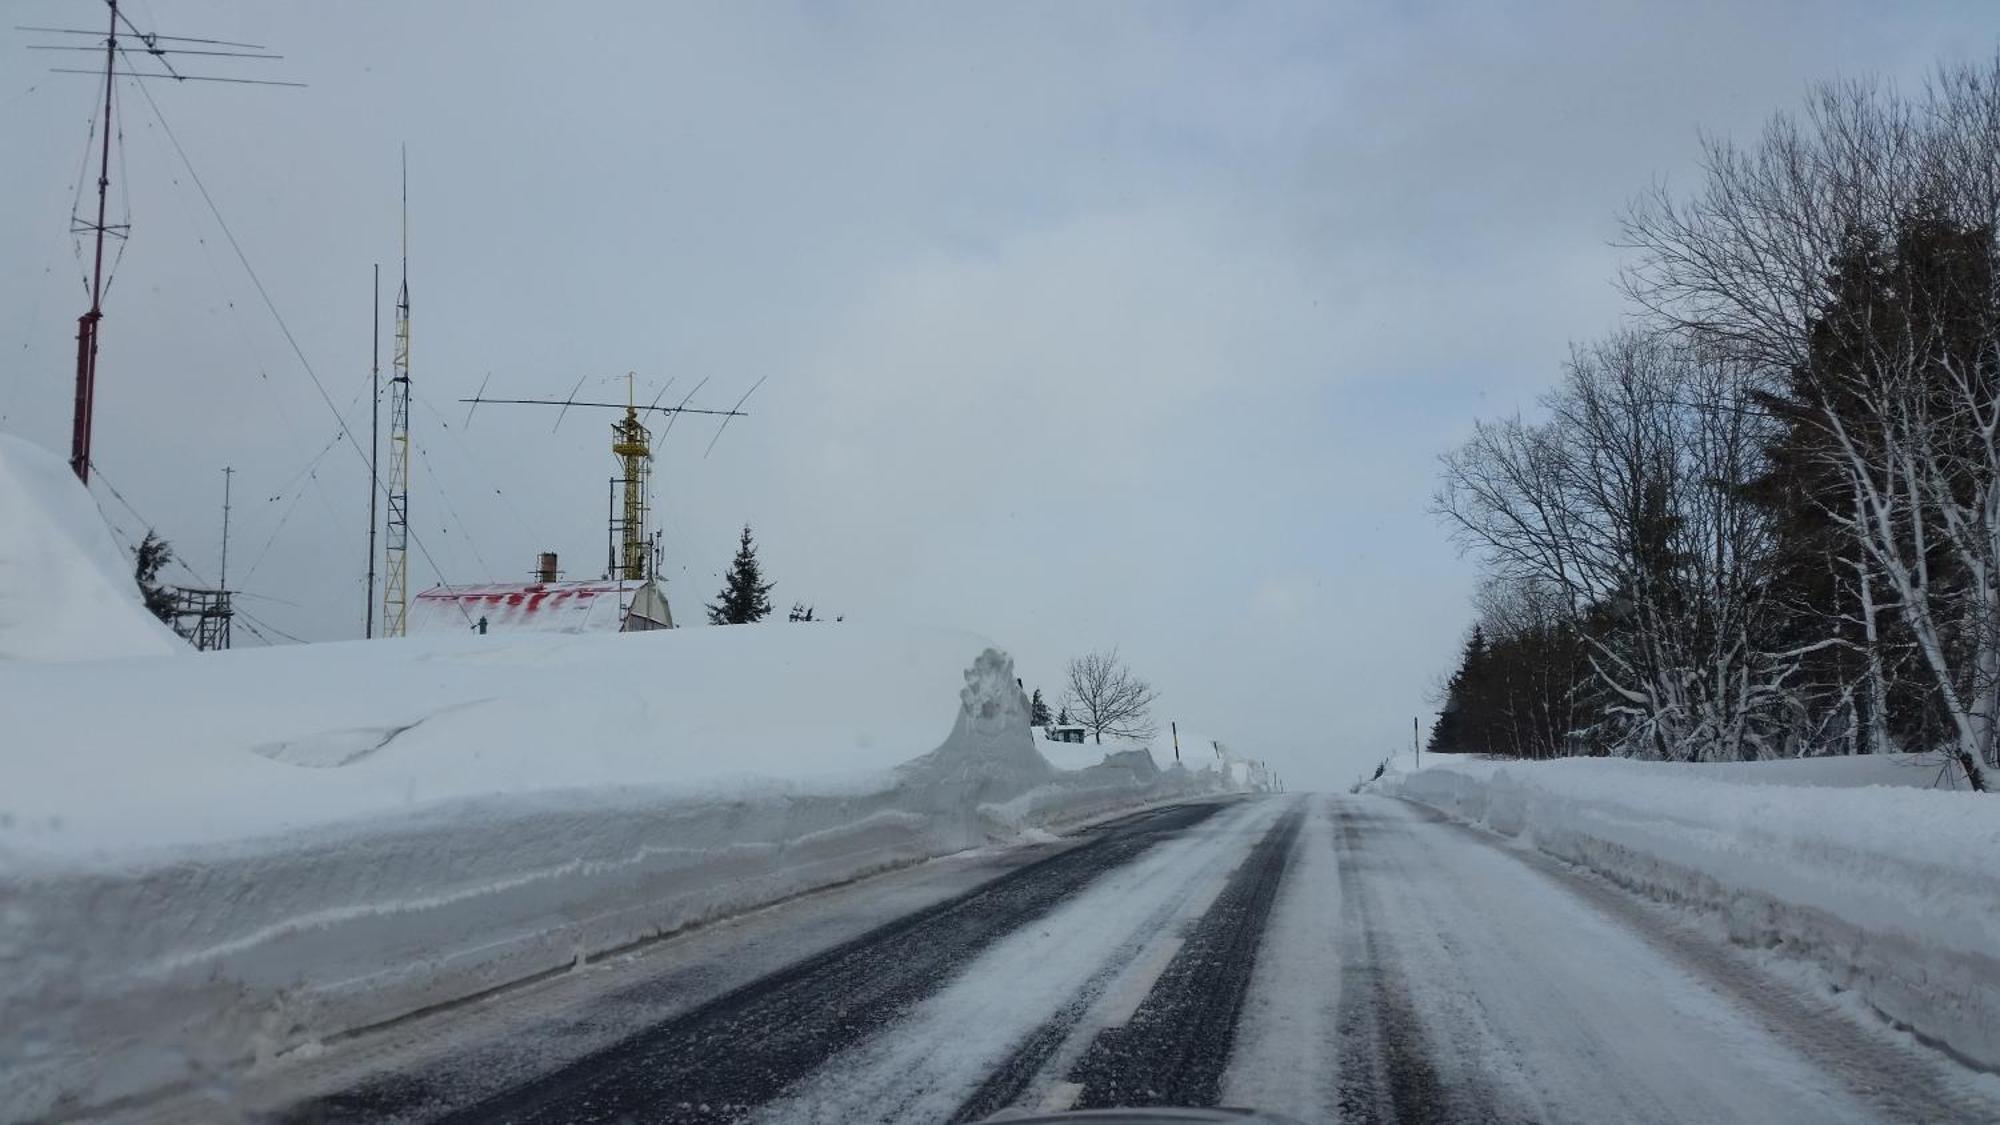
[145,794,2000,1124]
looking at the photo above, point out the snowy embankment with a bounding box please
[0,438,1257,1120]
[1,629,1250,1119]
[0,433,183,662]
[1370,755,2000,1072]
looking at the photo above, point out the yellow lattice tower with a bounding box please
[611,372,652,581]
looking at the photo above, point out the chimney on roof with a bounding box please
[536,551,559,583]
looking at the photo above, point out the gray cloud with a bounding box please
[3,1,1995,788]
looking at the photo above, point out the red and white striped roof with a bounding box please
[407,581,643,635]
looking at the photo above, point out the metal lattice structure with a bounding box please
[381,155,412,637]
[173,587,233,651]
[609,381,653,581]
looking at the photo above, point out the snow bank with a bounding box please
[0,624,1254,1120]
[0,433,183,662]
[1379,756,2000,1071]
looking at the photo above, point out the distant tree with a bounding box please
[1056,706,1071,725]
[1063,648,1158,744]
[134,532,178,624]
[788,602,816,623]
[706,524,775,625]
[1029,688,1053,727]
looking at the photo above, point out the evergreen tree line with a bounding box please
[1429,56,2000,790]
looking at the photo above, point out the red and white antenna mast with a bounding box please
[21,0,300,483]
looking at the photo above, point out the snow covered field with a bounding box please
[1371,754,2000,1074]
[0,437,1262,1121]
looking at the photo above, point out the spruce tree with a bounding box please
[706,524,775,624]
[1429,627,1487,755]
[134,532,178,625]
[1029,688,1052,727]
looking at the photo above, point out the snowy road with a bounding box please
[167,794,1999,1124]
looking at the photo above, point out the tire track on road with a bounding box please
[1331,802,1456,1125]
[1060,802,1306,1111]
[291,800,1228,1125]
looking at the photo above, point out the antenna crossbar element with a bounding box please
[51,68,307,87]
[31,45,285,58]
[457,397,747,418]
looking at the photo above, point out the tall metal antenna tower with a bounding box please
[382,152,413,637]
[366,263,381,638]
[609,375,653,581]
[22,1,301,484]
[461,375,758,582]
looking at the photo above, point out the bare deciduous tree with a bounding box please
[1436,333,1798,762]
[1619,55,2000,788]
[1062,649,1158,744]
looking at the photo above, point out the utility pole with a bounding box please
[1414,714,1420,769]
[1171,721,1180,764]
[366,263,380,638]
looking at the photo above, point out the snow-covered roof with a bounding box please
[407,579,667,635]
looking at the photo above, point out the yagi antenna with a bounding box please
[23,1,302,484]
[456,374,755,584]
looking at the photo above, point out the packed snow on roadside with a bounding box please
[0,440,1263,1121]
[1,626,1255,1120]
[0,624,1248,1112]
[1367,754,2000,1072]
[0,433,184,662]
[1028,724,1263,792]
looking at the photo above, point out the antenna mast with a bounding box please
[366,264,380,638]
[219,465,233,589]
[23,2,299,483]
[67,0,117,483]
[382,152,412,637]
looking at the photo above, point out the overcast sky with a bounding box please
[4,1,1995,789]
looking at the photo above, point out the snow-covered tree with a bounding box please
[1437,333,1792,762]
[134,532,178,625]
[1619,56,2000,788]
